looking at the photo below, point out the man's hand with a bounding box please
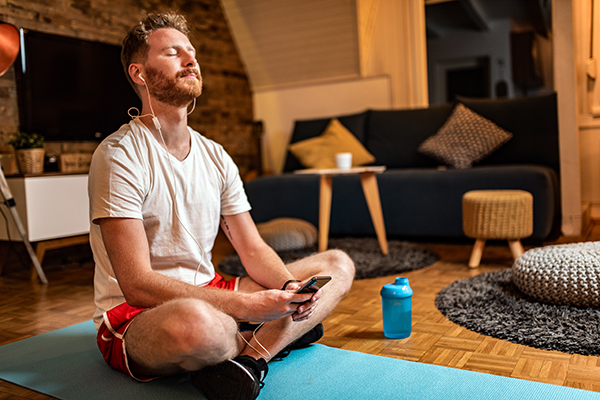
[281,278,324,322]
[240,284,322,323]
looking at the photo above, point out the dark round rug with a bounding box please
[436,269,600,356]
[218,237,439,280]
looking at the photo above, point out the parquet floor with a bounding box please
[2,225,600,399]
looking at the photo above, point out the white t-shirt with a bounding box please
[88,118,251,329]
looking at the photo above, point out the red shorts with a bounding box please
[96,273,239,381]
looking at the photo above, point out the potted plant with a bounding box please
[8,132,45,174]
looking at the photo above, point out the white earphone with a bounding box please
[138,76,161,130]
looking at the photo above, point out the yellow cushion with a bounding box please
[288,118,375,169]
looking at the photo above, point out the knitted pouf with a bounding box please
[256,218,317,251]
[512,242,600,308]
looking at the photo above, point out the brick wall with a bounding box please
[0,0,256,176]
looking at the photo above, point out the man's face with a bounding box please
[143,28,202,108]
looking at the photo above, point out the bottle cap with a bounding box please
[380,277,413,299]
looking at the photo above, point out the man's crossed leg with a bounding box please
[123,249,355,399]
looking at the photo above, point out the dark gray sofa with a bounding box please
[245,93,561,243]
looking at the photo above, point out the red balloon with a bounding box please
[0,23,20,77]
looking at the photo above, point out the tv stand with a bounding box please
[0,173,90,280]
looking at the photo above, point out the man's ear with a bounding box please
[129,64,145,85]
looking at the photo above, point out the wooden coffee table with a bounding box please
[294,166,388,254]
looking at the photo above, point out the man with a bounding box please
[88,10,355,400]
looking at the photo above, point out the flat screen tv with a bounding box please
[15,29,141,142]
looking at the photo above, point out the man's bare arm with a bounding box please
[98,217,312,321]
[220,212,298,290]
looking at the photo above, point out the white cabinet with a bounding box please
[0,174,89,242]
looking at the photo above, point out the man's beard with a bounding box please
[144,66,202,108]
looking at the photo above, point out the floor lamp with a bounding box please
[0,23,48,284]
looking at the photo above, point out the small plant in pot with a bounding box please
[8,132,45,175]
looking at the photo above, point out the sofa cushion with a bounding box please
[288,118,375,169]
[256,218,317,251]
[456,93,559,171]
[417,103,513,169]
[244,165,560,242]
[366,104,453,169]
[283,112,369,172]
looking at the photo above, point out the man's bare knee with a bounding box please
[162,299,238,359]
[296,249,355,296]
[127,298,240,372]
[287,248,355,288]
[321,249,355,283]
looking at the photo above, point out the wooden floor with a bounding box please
[2,225,600,399]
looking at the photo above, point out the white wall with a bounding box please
[254,76,392,173]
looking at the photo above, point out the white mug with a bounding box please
[335,152,352,169]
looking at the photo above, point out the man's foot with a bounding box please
[273,322,324,359]
[191,355,268,400]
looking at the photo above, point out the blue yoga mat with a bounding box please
[0,320,598,400]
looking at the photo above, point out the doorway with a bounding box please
[432,56,491,103]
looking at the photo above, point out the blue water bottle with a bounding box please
[380,277,413,339]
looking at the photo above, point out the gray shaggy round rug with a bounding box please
[436,269,600,356]
[218,237,439,280]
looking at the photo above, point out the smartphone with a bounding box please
[295,276,331,293]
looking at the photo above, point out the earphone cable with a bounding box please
[136,80,271,360]
[139,83,206,286]
[236,322,272,361]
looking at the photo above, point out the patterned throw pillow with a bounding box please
[417,103,513,169]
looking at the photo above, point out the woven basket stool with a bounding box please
[462,190,533,268]
[512,242,600,307]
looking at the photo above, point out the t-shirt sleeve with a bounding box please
[89,140,147,224]
[219,148,251,216]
